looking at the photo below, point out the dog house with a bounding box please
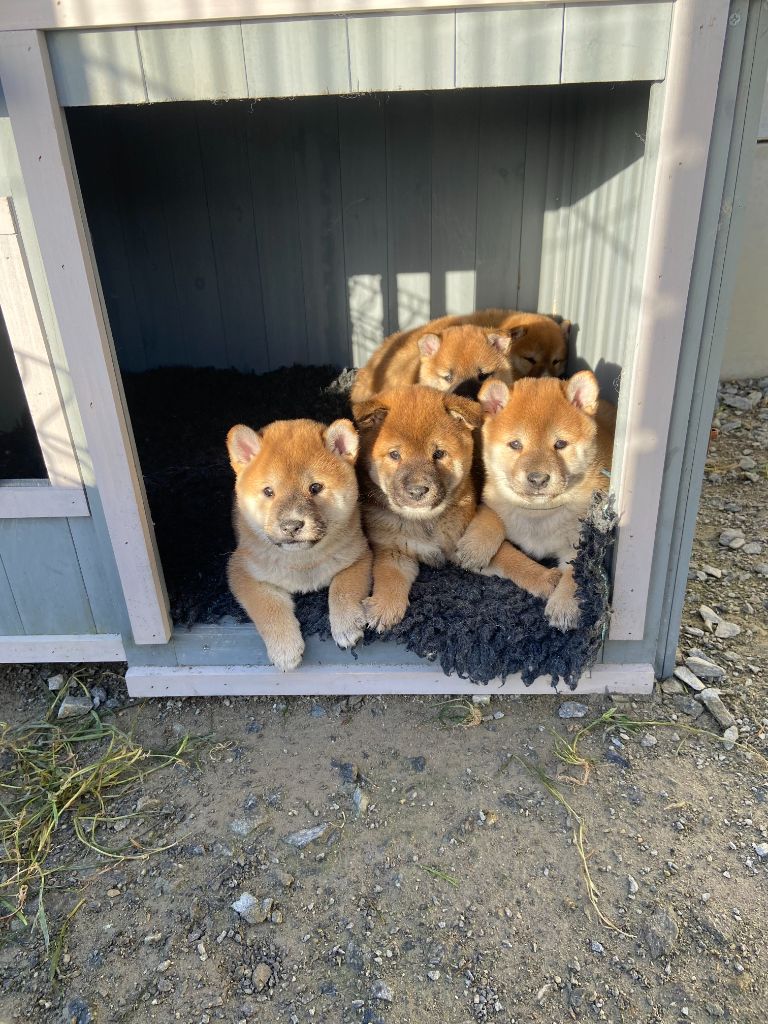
[0,0,765,697]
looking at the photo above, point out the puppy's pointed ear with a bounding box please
[324,418,359,463]
[560,319,572,342]
[478,378,510,416]
[508,325,527,344]
[565,370,599,415]
[417,332,441,357]
[444,394,483,431]
[352,399,388,431]
[486,330,511,354]
[227,424,262,474]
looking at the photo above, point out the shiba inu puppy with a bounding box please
[350,309,570,404]
[456,371,615,630]
[226,418,372,670]
[353,385,482,631]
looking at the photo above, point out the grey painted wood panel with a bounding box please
[339,96,390,366]
[196,103,269,372]
[430,91,479,316]
[474,90,527,310]
[348,12,455,93]
[242,16,350,98]
[138,23,248,102]
[0,518,95,634]
[48,28,146,106]
[292,99,350,365]
[384,93,432,332]
[456,8,563,89]
[562,2,673,84]
[69,503,123,635]
[0,554,23,634]
[517,91,551,312]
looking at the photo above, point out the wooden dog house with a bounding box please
[0,0,765,697]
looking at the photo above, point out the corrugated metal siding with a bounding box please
[70,84,652,376]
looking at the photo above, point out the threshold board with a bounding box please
[126,662,655,697]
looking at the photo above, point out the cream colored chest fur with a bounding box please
[364,499,470,567]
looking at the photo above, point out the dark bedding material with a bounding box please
[124,365,615,688]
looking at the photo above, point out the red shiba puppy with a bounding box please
[227,418,371,670]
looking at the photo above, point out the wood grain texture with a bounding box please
[0,554,23,634]
[0,483,88,517]
[242,16,350,97]
[0,633,125,661]
[138,22,248,101]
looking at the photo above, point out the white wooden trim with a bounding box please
[0,632,125,661]
[0,0,657,32]
[0,482,88,517]
[609,0,729,642]
[0,32,171,645]
[126,661,655,697]
[0,196,82,489]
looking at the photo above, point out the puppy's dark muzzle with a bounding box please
[393,464,446,510]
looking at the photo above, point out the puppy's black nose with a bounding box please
[406,483,430,500]
[527,471,550,488]
[281,518,305,536]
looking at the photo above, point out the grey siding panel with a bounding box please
[139,23,248,102]
[242,16,350,98]
[456,8,563,89]
[0,554,23,634]
[293,99,350,366]
[0,518,95,634]
[517,92,551,313]
[69,505,123,635]
[430,90,479,316]
[562,2,673,84]
[348,13,455,93]
[385,93,432,332]
[339,96,390,367]
[48,28,147,106]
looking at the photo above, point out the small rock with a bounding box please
[722,725,738,751]
[61,998,92,1024]
[57,693,93,719]
[252,963,272,991]
[472,695,491,706]
[752,842,768,859]
[739,456,757,470]
[427,970,440,981]
[714,620,741,639]
[270,908,284,924]
[245,720,263,734]
[627,875,639,895]
[590,940,605,955]
[673,666,705,692]
[370,980,394,1002]
[333,760,359,784]
[685,656,725,681]
[310,705,327,718]
[702,565,722,579]
[558,701,589,719]
[156,960,172,973]
[90,685,107,708]
[754,563,768,576]
[698,605,720,631]
[229,818,262,837]
[409,756,427,772]
[743,542,763,555]
[231,893,268,925]
[605,749,631,770]
[352,786,369,816]
[729,537,746,549]
[660,679,685,696]
[283,822,333,848]
[681,698,704,720]
[47,673,65,691]
[718,528,744,547]
[697,688,736,729]
[643,907,679,959]
[721,394,751,411]
[275,870,295,888]
[640,733,658,748]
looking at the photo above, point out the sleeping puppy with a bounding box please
[226,418,372,670]
[353,385,482,631]
[350,309,570,403]
[455,371,615,630]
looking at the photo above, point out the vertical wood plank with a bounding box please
[518,91,550,312]
[0,518,95,634]
[385,93,432,331]
[147,104,226,367]
[430,90,479,316]
[242,16,350,98]
[537,90,576,318]
[348,12,455,93]
[292,98,349,366]
[456,8,563,88]
[338,95,389,367]
[246,102,308,368]
[69,499,123,635]
[67,108,146,371]
[48,28,147,106]
[474,89,527,310]
[138,22,247,101]
[0,553,23,634]
[196,102,269,372]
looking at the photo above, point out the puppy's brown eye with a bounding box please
[263,486,274,498]
[433,449,446,461]
[389,450,401,461]
[520,357,534,365]
[441,372,453,384]
[554,439,568,450]
[309,482,324,496]
[477,371,492,381]
[508,440,522,451]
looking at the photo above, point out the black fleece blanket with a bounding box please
[123,365,615,688]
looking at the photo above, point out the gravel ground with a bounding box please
[1,379,766,1024]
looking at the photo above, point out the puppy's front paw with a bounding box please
[454,531,500,573]
[330,601,366,649]
[531,567,563,600]
[544,589,581,631]
[363,594,408,633]
[267,632,305,671]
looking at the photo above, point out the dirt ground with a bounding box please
[1,379,767,1024]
